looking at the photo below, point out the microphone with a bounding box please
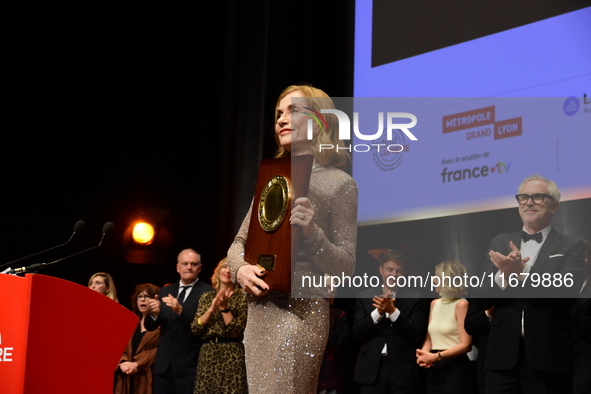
[7,222,114,275]
[102,221,114,238]
[0,220,86,271]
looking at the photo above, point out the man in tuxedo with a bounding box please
[146,248,213,394]
[353,250,428,394]
[476,175,586,394]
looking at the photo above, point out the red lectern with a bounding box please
[0,274,138,394]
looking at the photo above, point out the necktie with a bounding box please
[521,231,542,243]
[178,285,191,305]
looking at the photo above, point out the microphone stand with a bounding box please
[0,220,86,271]
[7,222,113,275]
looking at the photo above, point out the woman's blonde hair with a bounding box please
[211,257,241,292]
[88,272,119,302]
[274,84,349,169]
[434,260,467,302]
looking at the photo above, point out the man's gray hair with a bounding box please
[518,174,561,202]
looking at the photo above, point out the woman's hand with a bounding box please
[119,361,138,374]
[208,291,221,313]
[217,288,233,310]
[290,197,315,239]
[209,288,234,312]
[236,264,269,296]
[416,349,438,368]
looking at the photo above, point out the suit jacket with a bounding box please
[476,229,586,373]
[572,279,591,394]
[145,280,213,376]
[464,297,491,393]
[352,287,428,391]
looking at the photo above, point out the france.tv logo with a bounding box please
[563,97,580,116]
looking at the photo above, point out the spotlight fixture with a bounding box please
[132,222,155,245]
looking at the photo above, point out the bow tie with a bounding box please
[522,231,542,243]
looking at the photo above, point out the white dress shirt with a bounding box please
[370,288,401,355]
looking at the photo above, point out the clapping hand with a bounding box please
[162,294,182,315]
[147,294,160,317]
[489,241,529,276]
[210,288,234,312]
[372,290,396,315]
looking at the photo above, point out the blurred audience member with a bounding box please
[317,296,350,394]
[416,260,473,394]
[115,283,161,394]
[353,250,428,394]
[88,272,118,302]
[191,257,248,394]
[146,248,212,394]
[573,239,591,394]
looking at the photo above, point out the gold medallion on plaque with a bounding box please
[258,175,289,232]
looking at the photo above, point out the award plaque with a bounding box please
[244,155,314,293]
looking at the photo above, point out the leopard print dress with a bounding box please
[191,290,248,394]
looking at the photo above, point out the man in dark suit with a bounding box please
[464,298,492,394]
[475,175,586,394]
[146,248,213,394]
[572,239,591,394]
[353,250,429,394]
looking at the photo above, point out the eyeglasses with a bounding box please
[137,294,153,300]
[515,193,554,205]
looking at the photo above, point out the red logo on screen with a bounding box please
[443,106,495,133]
[494,117,522,140]
[443,105,522,141]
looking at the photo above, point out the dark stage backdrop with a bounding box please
[2,2,355,309]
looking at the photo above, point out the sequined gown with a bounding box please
[228,165,357,393]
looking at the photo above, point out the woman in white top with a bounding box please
[416,260,473,394]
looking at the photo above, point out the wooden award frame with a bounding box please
[244,155,314,293]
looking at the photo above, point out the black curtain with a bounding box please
[2,1,355,304]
